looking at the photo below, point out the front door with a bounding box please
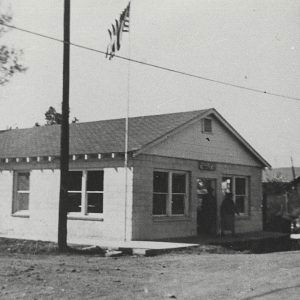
[196,178,217,235]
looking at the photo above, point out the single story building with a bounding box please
[0,108,270,243]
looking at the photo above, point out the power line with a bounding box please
[2,22,300,103]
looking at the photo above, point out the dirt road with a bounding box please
[1,249,300,299]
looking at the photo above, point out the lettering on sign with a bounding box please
[198,161,216,171]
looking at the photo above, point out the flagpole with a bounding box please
[105,1,131,241]
[124,1,131,241]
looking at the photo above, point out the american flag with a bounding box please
[106,2,130,60]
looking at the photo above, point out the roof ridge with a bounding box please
[1,108,212,132]
[62,108,211,126]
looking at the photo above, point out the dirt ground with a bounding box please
[0,239,300,299]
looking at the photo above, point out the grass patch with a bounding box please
[0,238,58,255]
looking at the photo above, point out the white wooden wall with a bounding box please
[0,168,133,243]
[143,116,261,167]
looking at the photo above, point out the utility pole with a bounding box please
[58,0,70,251]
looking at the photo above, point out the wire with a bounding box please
[2,22,300,102]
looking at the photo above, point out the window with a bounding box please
[172,173,186,214]
[13,172,30,214]
[153,171,188,216]
[235,177,247,213]
[68,170,104,216]
[222,176,249,214]
[153,171,168,215]
[202,118,212,133]
[86,171,104,213]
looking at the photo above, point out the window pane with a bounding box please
[235,196,245,213]
[87,171,104,191]
[87,193,103,213]
[17,173,30,191]
[17,193,29,210]
[172,194,185,214]
[235,178,246,195]
[68,171,82,191]
[68,193,81,212]
[172,173,186,193]
[153,172,168,193]
[153,193,167,215]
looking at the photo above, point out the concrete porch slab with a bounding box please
[68,231,290,255]
[113,241,199,256]
[68,238,199,256]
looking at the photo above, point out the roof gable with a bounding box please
[136,108,270,167]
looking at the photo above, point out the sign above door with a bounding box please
[198,161,216,171]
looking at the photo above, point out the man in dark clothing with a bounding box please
[220,193,239,236]
[201,188,217,234]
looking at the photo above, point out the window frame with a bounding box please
[221,175,249,215]
[68,170,104,219]
[153,170,189,217]
[12,171,30,217]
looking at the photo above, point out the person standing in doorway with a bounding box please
[201,186,217,235]
[220,192,239,236]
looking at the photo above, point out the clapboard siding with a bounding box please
[143,115,261,167]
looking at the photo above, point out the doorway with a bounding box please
[196,178,217,235]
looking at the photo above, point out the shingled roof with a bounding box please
[0,109,208,158]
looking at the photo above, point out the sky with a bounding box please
[1,0,300,168]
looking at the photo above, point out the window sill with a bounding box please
[12,211,30,218]
[67,213,103,222]
[153,215,191,222]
